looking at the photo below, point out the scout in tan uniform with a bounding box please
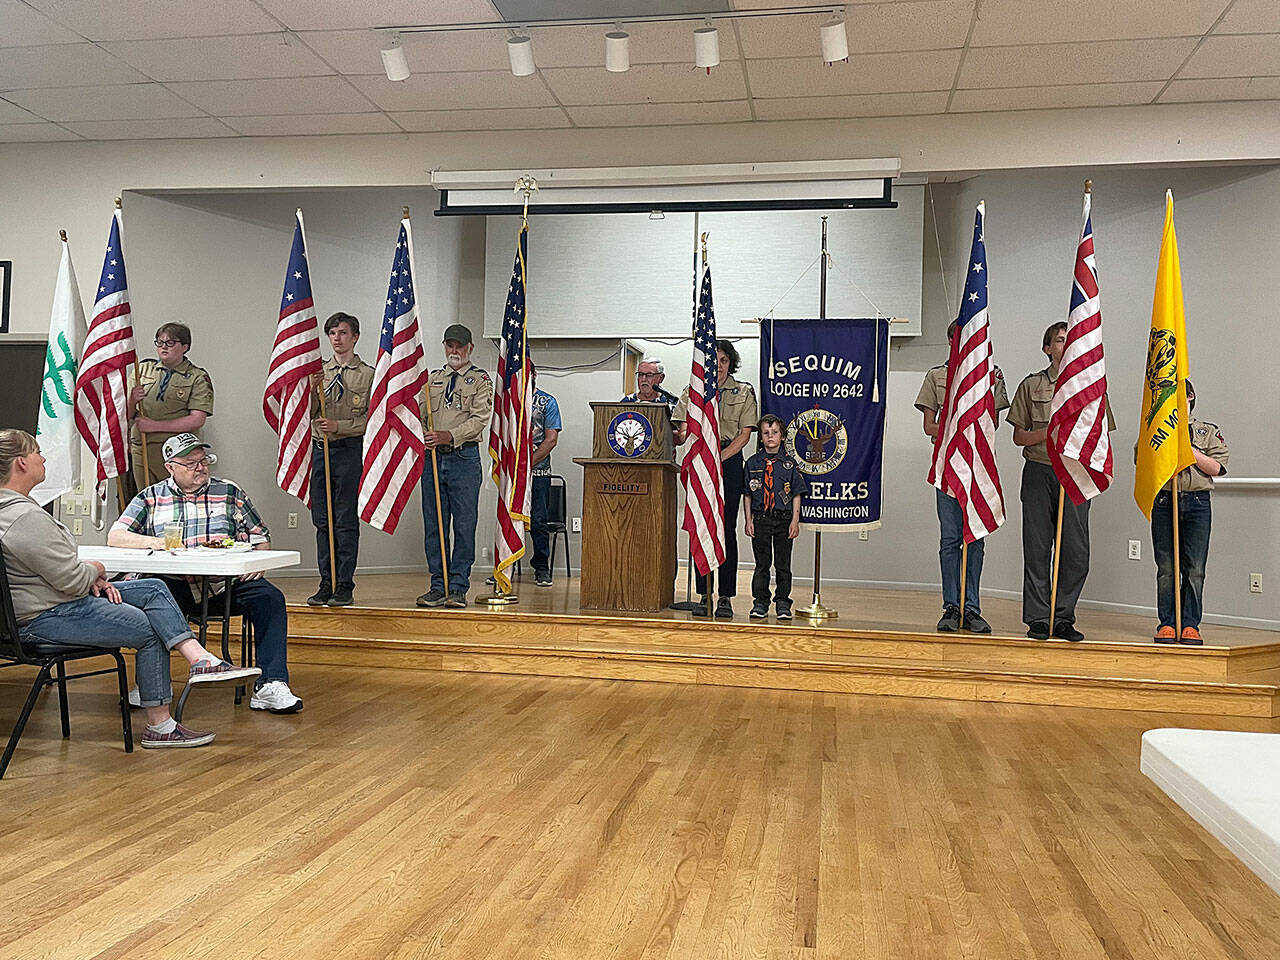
[307,312,375,608]
[673,339,758,618]
[1007,321,1116,642]
[1149,379,1228,645]
[127,322,215,489]
[914,319,1011,634]
[416,323,494,609]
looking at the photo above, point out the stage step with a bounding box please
[285,606,1280,718]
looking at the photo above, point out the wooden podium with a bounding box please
[575,402,678,612]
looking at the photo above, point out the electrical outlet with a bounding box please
[287,512,298,529]
[72,518,84,536]
[80,499,91,515]
[858,529,869,541]
[571,516,581,533]
[1250,573,1263,594]
[481,546,490,559]
[1127,540,1141,561]
[72,481,84,494]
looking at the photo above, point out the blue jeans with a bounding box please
[161,577,290,685]
[421,444,482,595]
[937,489,984,616]
[310,438,363,591]
[1152,490,1212,630]
[530,474,550,573]
[20,579,194,708]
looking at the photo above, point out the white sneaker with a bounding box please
[250,680,303,714]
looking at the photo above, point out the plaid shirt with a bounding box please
[115,477,270,547]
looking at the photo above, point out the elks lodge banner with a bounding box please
[759,318,889,532]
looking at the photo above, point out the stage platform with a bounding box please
[280,573,1280,718]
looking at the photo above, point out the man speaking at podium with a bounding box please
[621,356,679,415]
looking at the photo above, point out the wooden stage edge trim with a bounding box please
[284,605,1280,718]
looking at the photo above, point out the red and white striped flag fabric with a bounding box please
[681,260,725,575]
[488,224,532,593]
[74,206,137,486]
[358,215,428,534]
[1048,188,1113,504]
[263,210,323,505]
[929,201,1005,542]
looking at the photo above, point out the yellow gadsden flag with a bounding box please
[1134,190,1196,520]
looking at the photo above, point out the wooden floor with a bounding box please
[2,663,1278,959]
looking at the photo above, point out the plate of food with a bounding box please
[194,538,253,553]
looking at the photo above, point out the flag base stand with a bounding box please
[796,597,838,621]
[478,592,519,606]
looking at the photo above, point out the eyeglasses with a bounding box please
[637,372,661,379]
[171,454,216,470]
[154,338,183,348]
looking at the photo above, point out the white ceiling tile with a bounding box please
[1180,35,1280,78]
[390,107,570,131]
[254,0,501,31]
[61,117,239,139]
[0,98,43,122]
[297,28,511,75]
[0,0,84,46]
[959,39,1197,87]
[101,35,336,82]
[566,100,751,126]
[224,112,404,135]
[0,120,79,140]
[950,82,1164,112]
[1215,0,1280,34]
[349,71,557,110]
[164,76,376,116]
[737,1,972,58]
[23,0,282,41]
[970,0,1225,45]
[753,91,949,120]
[0,43,150,89]
[541,61,747,106]
[530,20,738,68]
[4,83,203,121]
[1161,76,1280,102]
[748,51,960,97]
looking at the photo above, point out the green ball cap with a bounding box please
[442,323,473,345]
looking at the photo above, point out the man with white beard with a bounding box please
[416,324,494,609]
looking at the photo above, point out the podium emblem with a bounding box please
[607,411,653,458]
[786,407,847,475]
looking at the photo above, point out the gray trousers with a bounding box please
[1021,460,1090,626]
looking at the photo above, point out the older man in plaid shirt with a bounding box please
[108,433,302,714]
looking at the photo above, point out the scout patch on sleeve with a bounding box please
[749,478,761,491]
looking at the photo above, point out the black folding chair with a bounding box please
[547,474,572,578]
[0,547,133,780]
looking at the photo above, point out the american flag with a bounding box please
[263,210,323,505]
[929,202,1005,542]
[1048,188,1112,504]
[681,261,725,575]
[358,216,428,534]
[74,206,137,486]
[488,225,533,593]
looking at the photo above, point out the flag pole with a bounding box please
[959,541,968,629]
[797,216,837,620]
[671,211,703,612]
[1172,481,1183,638]
[1048,488,1065,635]
[314,380,339,592]
[117,198,151,488]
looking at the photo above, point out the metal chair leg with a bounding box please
[173,682,194,723]
[113,652,134,753]
[1,665,52,779]
[55,660,71,738]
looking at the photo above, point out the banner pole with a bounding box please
[1048,487,1065,635]
[798,216,837,620]
[1172,483,1182,639]
[959,541,968,630]
[315,379,339,592]
[671,210,703,612]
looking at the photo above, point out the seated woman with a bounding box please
[0,429,258,749]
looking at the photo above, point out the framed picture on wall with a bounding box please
[0,261,11,333]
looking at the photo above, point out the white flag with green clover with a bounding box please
[31,238,87,506]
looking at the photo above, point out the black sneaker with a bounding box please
[416,589,447,608]
[1053,622,1085,643]
[1026,620,1050,640]
[307,585,332,606]
[937,606,961,632]
[445,593,468,608]
[690,596,713,617]
[327,588,353,607]
[963,611,992,634]
[535,570,552,587]
[775,601,793,621]
[715,597,734,619]
[749,602,769,619]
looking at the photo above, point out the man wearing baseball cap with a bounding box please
[108,432,303,714]
[417,324,494,608]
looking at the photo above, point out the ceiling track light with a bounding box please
[507,31,535,77]
[820,16,848,65]
[380,32,410,81]
[605,23,630,73]
[693,21,719,75]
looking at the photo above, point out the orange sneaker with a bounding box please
[1153,625,1177,644]
[1180,626,1203,646]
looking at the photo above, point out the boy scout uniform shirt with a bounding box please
[422,361,494,447]
[1006,367,1116,464]
[914,362,1011,418]
[745,450,810,514]
[1175,417,1230,492]
[129,357,214,444]
[311,355,375,440]
[673,375,759,445]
